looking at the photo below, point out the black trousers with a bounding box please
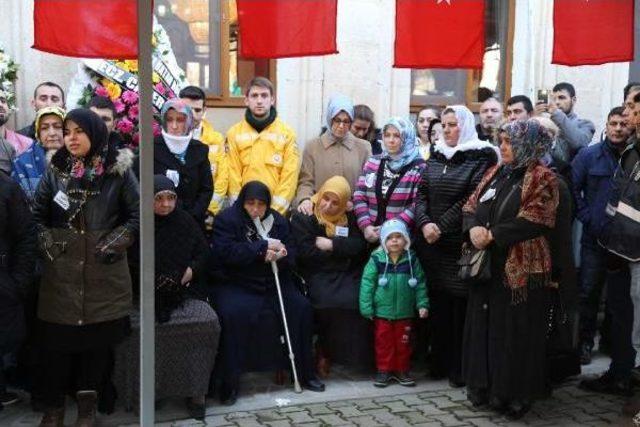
[578,241,608,349]
[42,348,110,408]
[606,264,635,381]
[430,290,467,383]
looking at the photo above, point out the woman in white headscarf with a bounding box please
[295,94,371,215]
[152,99,213,228]
[414,105,499,387]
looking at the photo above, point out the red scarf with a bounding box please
[463,163,559,303]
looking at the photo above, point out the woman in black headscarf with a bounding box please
[32,108,139,427]
[461,119,560,419]
[211,181,324,405]
[114,175,219,420]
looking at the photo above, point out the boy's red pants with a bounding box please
[374,318,413,372]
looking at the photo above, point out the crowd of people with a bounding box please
[0,75,639,426]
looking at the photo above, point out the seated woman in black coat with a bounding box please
[211,181,324,405]
[115,175,220,420]
[291,176,371,376]
[153,175,219,416]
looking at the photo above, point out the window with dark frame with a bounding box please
[154,0,275,107]
[410,0,515,113]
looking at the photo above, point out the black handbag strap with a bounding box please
[373,158,418,226]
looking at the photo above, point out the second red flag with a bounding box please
[394,0,485,69]
[237,0,338,59]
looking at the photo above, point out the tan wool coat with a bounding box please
[295,131,371,206]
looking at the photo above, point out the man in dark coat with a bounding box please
[0,171,37,408]
[571,107,630,365]
[476,97,503,143]
[582,95,640,400]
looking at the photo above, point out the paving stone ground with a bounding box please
[1,354,637,426]
[191,381,632,427]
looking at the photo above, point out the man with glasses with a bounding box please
[295,94,371,215]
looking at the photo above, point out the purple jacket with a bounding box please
[353,156,425,231]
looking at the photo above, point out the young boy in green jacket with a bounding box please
[360,219,429,387]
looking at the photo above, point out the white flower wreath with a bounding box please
[0,45,19,112]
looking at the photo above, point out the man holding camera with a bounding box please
[535,82,595,162]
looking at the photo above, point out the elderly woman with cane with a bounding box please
[211,181,324,405]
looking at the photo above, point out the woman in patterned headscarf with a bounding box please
[461,119,560,419]
[153,99,212,228]
[414,105,499,388]
[353,117,426,244]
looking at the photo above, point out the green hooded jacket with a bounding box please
[359,247,429,320]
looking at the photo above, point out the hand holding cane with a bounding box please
[253,217,303,393]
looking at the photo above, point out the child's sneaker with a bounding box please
[396,372,416,387]
[374,371,392,387]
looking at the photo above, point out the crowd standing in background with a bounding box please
[1,75,640,426]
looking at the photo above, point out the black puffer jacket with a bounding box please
[0,172,36,352]
[414,140,498,296]
[151,136,213,227]
[32,148,140,325]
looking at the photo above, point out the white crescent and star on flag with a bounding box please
[437,0,452,4]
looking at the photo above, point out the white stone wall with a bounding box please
[276,0,411,147]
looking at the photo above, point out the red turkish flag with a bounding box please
[394,0,485,69]
[552,0,634,66]
[237,0,338,59]
[33,0,138,59]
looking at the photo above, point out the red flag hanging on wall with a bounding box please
[394,0,485,69]
[237,0,338,59]
[33,0,138,59]
[552,0,634,66]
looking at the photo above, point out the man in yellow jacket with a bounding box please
[226,77,299,215]
[180,86,229,216]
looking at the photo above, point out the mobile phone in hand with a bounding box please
[537,89,549,104]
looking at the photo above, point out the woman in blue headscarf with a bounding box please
[295,94,371,215]
[152,99,213,228]
[353,117,426,243]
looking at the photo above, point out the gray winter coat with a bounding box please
[550,110,595,163]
